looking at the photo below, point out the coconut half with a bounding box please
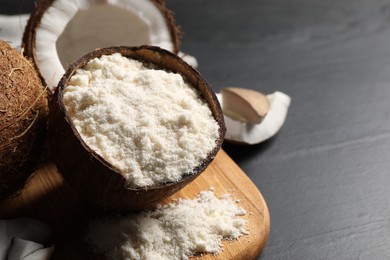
[49,46,225,211]
[23,0,197,93]
[0,40,48,200]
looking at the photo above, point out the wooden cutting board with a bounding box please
[0,149,270,260]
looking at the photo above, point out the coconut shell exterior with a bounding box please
[0,40,48,200]
[22,0,181,87]
[49,46,225,211]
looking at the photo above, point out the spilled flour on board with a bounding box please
[86,190,248,260]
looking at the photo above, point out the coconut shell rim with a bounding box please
[53,45,225,192]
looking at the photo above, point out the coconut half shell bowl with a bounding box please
[49,46,225,211]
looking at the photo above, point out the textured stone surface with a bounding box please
[167,0,390,259]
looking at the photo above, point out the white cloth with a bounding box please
[0,14,29,49]
[0,218,54,260]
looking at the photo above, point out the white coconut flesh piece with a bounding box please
[217,90,291,145]
[221,87,270,124]
[32,0,197,92]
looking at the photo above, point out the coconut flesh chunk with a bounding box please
[217,90,291,145]
[32,0,194,92]
[221,87,270,124]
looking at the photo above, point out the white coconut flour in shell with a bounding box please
[63,53,219,187]
[85,190,248,260]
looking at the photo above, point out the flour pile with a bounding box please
[86,190,248,260]
[63,53,219,187]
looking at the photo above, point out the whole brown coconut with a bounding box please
[0,40,48,200]
[49,46,225,211]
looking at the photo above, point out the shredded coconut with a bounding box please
[63,53,219,187]
[85,190,248,260]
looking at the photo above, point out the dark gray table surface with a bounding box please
[169,1,390,259]
[2,0,390,259]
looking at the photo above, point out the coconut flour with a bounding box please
[85,190,248,260]
[63,53,219,187]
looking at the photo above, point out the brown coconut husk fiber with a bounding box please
[0,40,48,200]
